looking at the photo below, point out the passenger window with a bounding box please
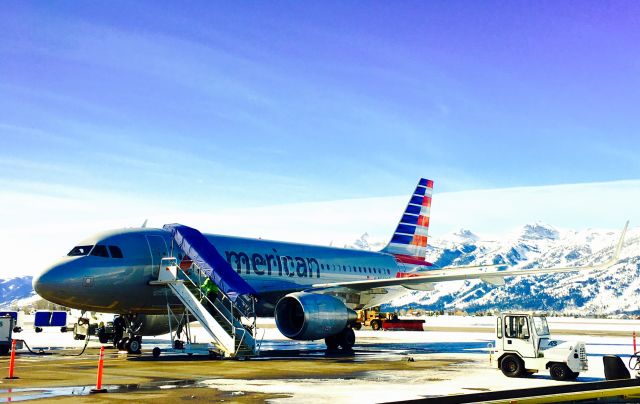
[108,246,124,258]
[90,245,109,258]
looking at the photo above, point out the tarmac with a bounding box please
[0,316,637,403]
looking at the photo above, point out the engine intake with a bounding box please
[275,292,357,340]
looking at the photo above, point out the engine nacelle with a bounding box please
[131,314,172,336]
[275,292,357,340]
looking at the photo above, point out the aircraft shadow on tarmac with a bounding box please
[129,340,491,362]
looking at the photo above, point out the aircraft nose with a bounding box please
[33,260,74,304]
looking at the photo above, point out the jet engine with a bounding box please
[131,314,172,336]
[275,292,357,340]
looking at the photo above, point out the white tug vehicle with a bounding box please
[493,312,588,381]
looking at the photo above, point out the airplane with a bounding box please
[33,178,628,354]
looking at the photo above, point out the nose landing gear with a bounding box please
[114,315,142,355]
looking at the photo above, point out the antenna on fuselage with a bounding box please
[141,219,148,228]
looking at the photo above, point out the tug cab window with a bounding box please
[505,315,530,339]
[90,245,110,258]
[108,246,124,258]
[68,245,94,256]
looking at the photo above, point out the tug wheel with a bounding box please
[549,363,572,381]
[500,354,525,377]
[152,347,161,358]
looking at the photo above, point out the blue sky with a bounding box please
[2,2,640,275]
[2,2,640,206]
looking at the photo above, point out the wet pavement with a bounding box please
[0,320,635,402]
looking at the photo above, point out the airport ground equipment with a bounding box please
[603,355,632,380]
[0,312,21,333]
[492,312,587,380]
[33,311,67,333]
[0,315,16,355]
[355,307,425,331]
[95,321,115,344]
[149,224,259,358]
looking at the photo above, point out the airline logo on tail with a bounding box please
[382,178,433,266]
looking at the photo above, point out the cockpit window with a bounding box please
[108,245,123,258]
[90,245,110,258]
[68,245,94,256]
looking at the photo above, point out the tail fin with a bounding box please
[381,178,433,266]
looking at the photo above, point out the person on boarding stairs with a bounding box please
[201,278,220,302]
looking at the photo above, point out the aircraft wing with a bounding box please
[311,221,628,293]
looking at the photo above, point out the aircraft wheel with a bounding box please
[325,335,339,350]
[549,363,571,381]
[371,320,382,331]
[500,354,525,377]
[117,337,129,351]
[338,328,356,350]
[127,337,142,354]
[0,346,9,355]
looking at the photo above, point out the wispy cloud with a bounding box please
[3,178,638,277]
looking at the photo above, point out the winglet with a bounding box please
[612,220,629,262]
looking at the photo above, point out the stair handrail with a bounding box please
[179,263,258,352]
[182,262,256,327]
[178,266,236,331]
[234,328,247,356]
[167,237,256,321]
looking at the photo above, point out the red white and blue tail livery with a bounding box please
[382,178,434,267]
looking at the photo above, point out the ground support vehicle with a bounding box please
[492,312,587,381]
[382,317,425,331]
[0,315,15,355]
[354,307,425,331]
[95,321,115,343]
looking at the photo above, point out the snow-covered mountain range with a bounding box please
[0,276,36,309]
[385,223,640,315]
[2,223,639,316]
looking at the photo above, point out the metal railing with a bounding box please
[166,255,258,355]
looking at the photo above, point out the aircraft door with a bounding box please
[503,315,536,358]
[146,235,169,277]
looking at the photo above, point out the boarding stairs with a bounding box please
[152,224,259,358]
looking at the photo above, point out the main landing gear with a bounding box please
[113,315,143,355]
[325,327,356,351]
